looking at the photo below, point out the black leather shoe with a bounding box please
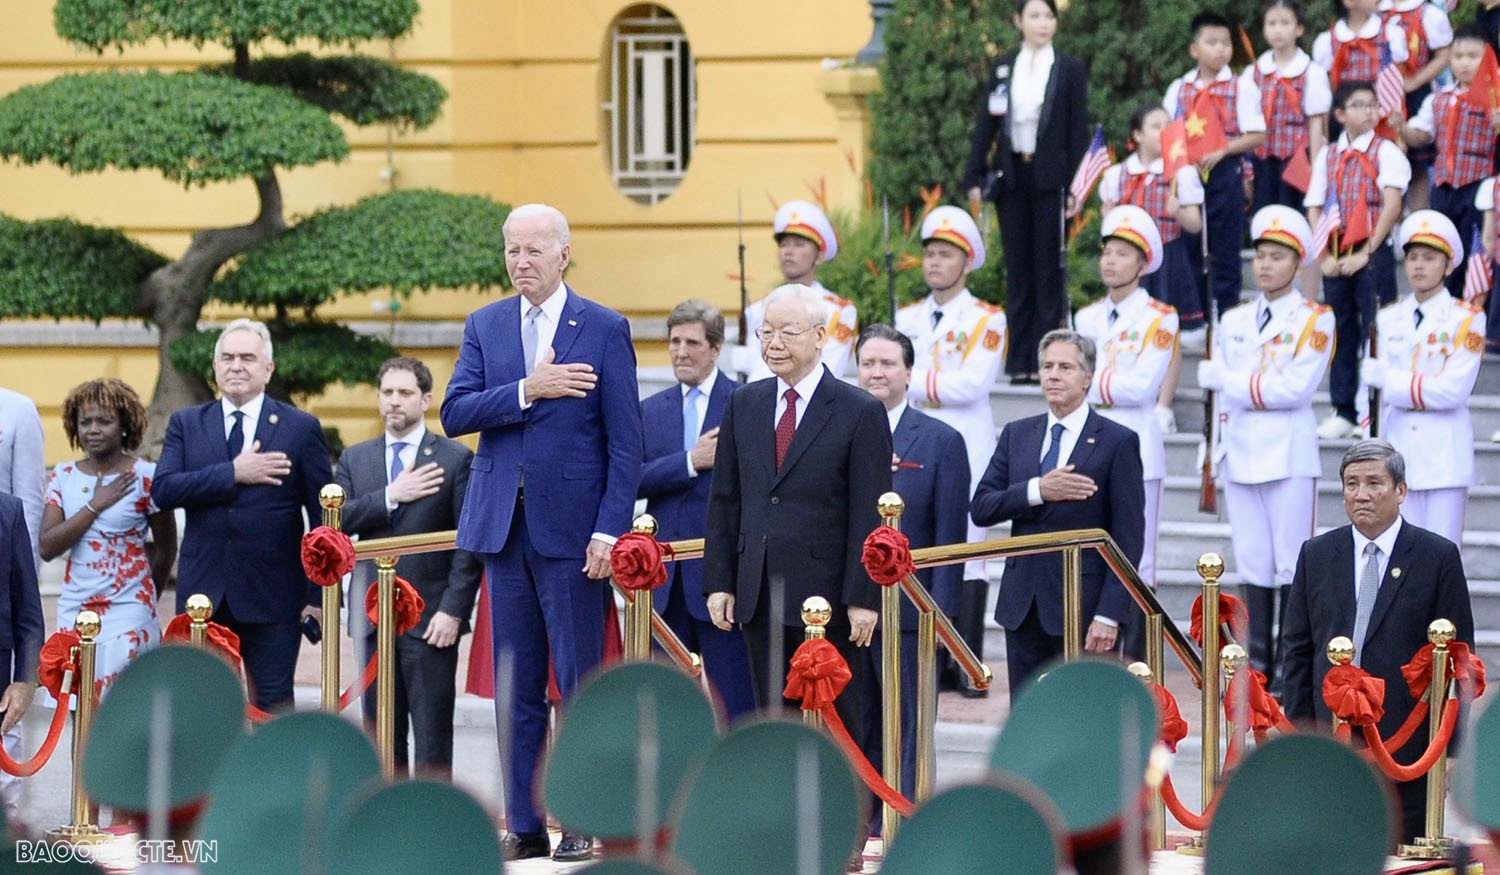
[501,831,550,861]
[552,832,594,863]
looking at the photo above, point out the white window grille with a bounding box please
[604,5,696,205]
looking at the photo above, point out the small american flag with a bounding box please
[1068,125,1112,204]
[1464,227,1491,302]
[1376,43,1406,119]
[1311,178,1341,258]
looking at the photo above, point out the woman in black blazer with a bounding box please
[964,0,1089,383]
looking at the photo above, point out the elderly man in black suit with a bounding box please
[1281,439,1475,844]
[704,283,892,744]
[335,357,483,779]
[971,329,1146,698]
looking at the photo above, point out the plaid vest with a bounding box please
[1433,90,1495,188]
[1119,168,1183,243]
[1253,66,1311,159]
[1328,138,1385,241]
[1384,6,1428,77]
[1328,26,1389,89]
[1176,77,1244,139]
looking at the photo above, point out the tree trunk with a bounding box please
[138,171,286,456]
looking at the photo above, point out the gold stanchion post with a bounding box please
[622,515,658,661]
[186,594,212,647]
[1146,613,1165,698]
[876,492,904,842]
[1180,552,1224,855]
[48,611,104,843]
[1326,636,1356,737]
[1220,643,1247,753]
[1127,662,1167,851]
[1399,619,1458,859]
[1061,545,1083,659]
[800,597,831,730]
[319,484,345,713]
[375,555,398,778]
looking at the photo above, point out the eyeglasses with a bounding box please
[756,326,814,343]
[1342,100,1378,111]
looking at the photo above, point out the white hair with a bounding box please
[214,318,274,362]
[503,203,571,248]
[764,283,830,328]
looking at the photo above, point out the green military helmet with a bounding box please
[1451,693,1500,844]
[571,861,693,875]
[82,644,245,814]
[881,775,1067,874]
[988,659,1159,843]
[325,780,500,875]
[544,662,718,843]
[670,719,862,875]
[195,711,381,873]
[1205,734,1391,874]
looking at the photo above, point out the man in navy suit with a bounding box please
[0,492,42,821]
[855,324,969,798]
[440,203,642,863]
[638,299,754,722]
[971,329,1145,698]
[154,318,333,712]
[1282,439,1474,844]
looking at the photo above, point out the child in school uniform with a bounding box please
[1311,0,1409,140]
[1405,28,1500,299]
[1379,0,1454,210]
[1473,176,1500,353]
[1164,10,1268,350]
[1248,0,1332,213]
[1306,80,1412,439]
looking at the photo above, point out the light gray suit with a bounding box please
[0,387,45,568]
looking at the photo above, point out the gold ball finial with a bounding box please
[1428,618,1457,647]
[375,555,397,571]
[801,596,832,628]
[1197,552,1225,584]
[185,594,213,623]
[75,610,102,640]
[1327,636,1356,666]
[319,484,346,510]
[1221,644,1248,677]
[877,492,906,520]
[1127,662,1154,683]
[631,514,659,536]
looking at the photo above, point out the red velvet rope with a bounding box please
[1188,593,1250,646]
[1360,697,1460,783]
[301,526,356,587]
[339,655,379,712]
[860,528,915,587]
[1160,773,1213,832]
[1381,698,1430,753]
[609,533,674,592]
[0,698,72,777]
[783,638,916,816]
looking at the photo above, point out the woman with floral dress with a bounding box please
[40,379,176,697]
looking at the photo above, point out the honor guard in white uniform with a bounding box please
[1074,206,1176,612]
[1197,206,1334,678]
[739,200,859,380]
[895,205,1005,693]
[1361,211,1485,546]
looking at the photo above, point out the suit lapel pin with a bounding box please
[423,447,434,456]
[1391,568,1402,579]
[1086,437,1096,444]
[568,319,578,327]
[268,413,279,425]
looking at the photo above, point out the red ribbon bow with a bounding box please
[1402,641,1487,700]
[609,532,673,592]
[1224,669,1287,732]
[163,613,244,672]
[38,630,80,702]
[1148,682,1189,752]
[365,576,427,636]
[1189,592,1250,646]
[783,638,852,711]
[301,526,355,587]
[861,527,915,587]
[1323,664,1386,727]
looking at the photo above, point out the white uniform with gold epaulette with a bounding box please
[742,281,859,381]
[896,288,1006,580]
[1214,293,1335,589]
[1074,288,1179,589]
[1372,294,1485,546]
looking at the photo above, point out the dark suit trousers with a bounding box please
[861,629,927,803]
[360,631,459,777]
[1004,602,1067,702]
[658,566,756,723]
[213,601,300,712]
[1323,245,1397,422]
[485,499,609,836]
[998,160,1066,377]
[1203,160,1247,319]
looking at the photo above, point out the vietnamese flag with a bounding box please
[1281,147,1311,193]
[1461,44,1500,112]
[1161,119,1190,180]
[1341,194,1373,251]
[1185,89,1229,162]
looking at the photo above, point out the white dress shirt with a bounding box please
[1026,401,1091,507]
[222,393,266,451]
[774,365,826,432]
[1304,129,1412,210]
[517,283,569,409]
[886,400,908,436]
[682,368,719,479]
[1009,43,1055,153]
[1351,516,1402,602]
[383,424,427,510]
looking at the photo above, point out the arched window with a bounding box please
[604,5,696,205]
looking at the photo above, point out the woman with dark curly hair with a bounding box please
[40,379,176,697]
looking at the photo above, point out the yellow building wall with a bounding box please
[0,0,872,464]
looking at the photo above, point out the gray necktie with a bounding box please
[1351,542,1381,666]
[1414,308,1424,330]
[1257,307,1271,334]
[523,305,542,376]
[1108,307,1118,327]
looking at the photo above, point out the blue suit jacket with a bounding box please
[971,408,1144,634]
[0,494,43,682]
[440,286,643,557]
[891,406,970,630]
[153,397,332,623]
[638,370,734,623]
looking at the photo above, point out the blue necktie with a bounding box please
[390,441,408,482]
[683,387,702,452]
[1040,422,1065,472]
[227,410,244,458]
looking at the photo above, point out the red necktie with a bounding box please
[775,388,799,470]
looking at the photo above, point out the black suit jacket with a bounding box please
[962,50,1090,195]
[970,409,1145,634]
[891,406,969,630]
[703,368,892,625]
[1282,521,1474,759]
[334,430,483,638]
[0,494,43,682]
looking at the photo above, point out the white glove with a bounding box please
[1196,359,1226,391]
[1360,357,1386,390]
